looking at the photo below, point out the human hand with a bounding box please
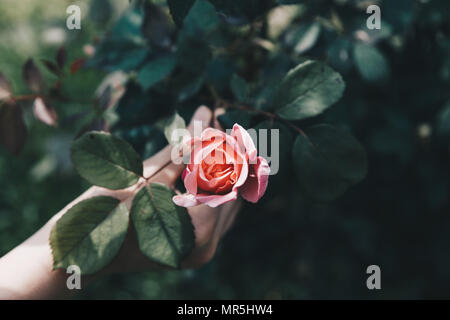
[0,106,241,299]
[103,106,242,273]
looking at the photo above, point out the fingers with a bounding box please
[149,106,212,186]
[181,198,242,269]
[213,108,225,131]
[187,105,212,135]
[187,198,241,251]
[187,204,220,247]
[218,198,242,238]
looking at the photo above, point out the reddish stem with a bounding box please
[229,104,307,136]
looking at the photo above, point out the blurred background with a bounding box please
[1,0,450,299]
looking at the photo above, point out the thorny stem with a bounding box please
[227,103,307,137]
[206,83,306,136]
[142,159,172,181]
[11,94,40,102]
[11,93,95,107]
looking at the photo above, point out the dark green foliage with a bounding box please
[86,6,149,72]
[274,60,345,120]
[353,43,390,82]
[71,131,143,189]
[168,0,196,27]
[209,0,275,24]
[293,125,367,202]
[50,196,129,274]
[230,74,250,102]
[138,54,176,90]
[2,0,450,300]
[131,183,195,268]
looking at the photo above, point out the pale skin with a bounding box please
[0,106,241,299]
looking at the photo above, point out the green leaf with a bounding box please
[327,39,353,72]
[110,5,143,39]
[86,6,149,72]
[89,0,114,25]
[176,31,212,74]
[267,5,301,39]
[177,75,204,102]
[138,55,176,90]
[437,100,450,139]
[141,2,173,49]
[88,39,149,72]
[292,124,367,202]
[206,58,237,92]
[353,43,390,82]
[275,60,345,120]
[116,124,166,159]
[209,0,274,24]
[167,0,195,27]
[71,131,143,190]
[230,74,249,102]
[184,0,220,36]
[114,81,153,127]
[131,183,195,268]
[164,113,186,146]
[218,109,251,130]
[50,196,129,275]
[285,22,321,54]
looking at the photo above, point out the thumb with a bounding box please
[187,105,212,135]
[149,106,212,186]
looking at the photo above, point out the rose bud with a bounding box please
[173,124,270,208]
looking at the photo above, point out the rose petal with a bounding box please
[173,194,201,208]
[198,164,233,192]
[232,123,257,163]
[201,127,227,141]
[181,167,189,180]
[184,165,199,195]
[191,137,225,166]
[215,179,234,194]
[201,168,232,186]
[240,156,270,203]
[202,147,235,166]
[178,125,263,209]
[234,160,248,188]
[196,190,239,208]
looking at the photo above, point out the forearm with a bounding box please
[0,107,212,299]
[0,186,133,299]
[0,148,172,300]
[0,219,69,299]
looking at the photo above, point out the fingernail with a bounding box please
[191,106,211,124]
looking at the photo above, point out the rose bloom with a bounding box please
[173,124,270,208]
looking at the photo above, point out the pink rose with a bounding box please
[173,124,270,208]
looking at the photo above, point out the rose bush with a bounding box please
[173,124,270,208]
